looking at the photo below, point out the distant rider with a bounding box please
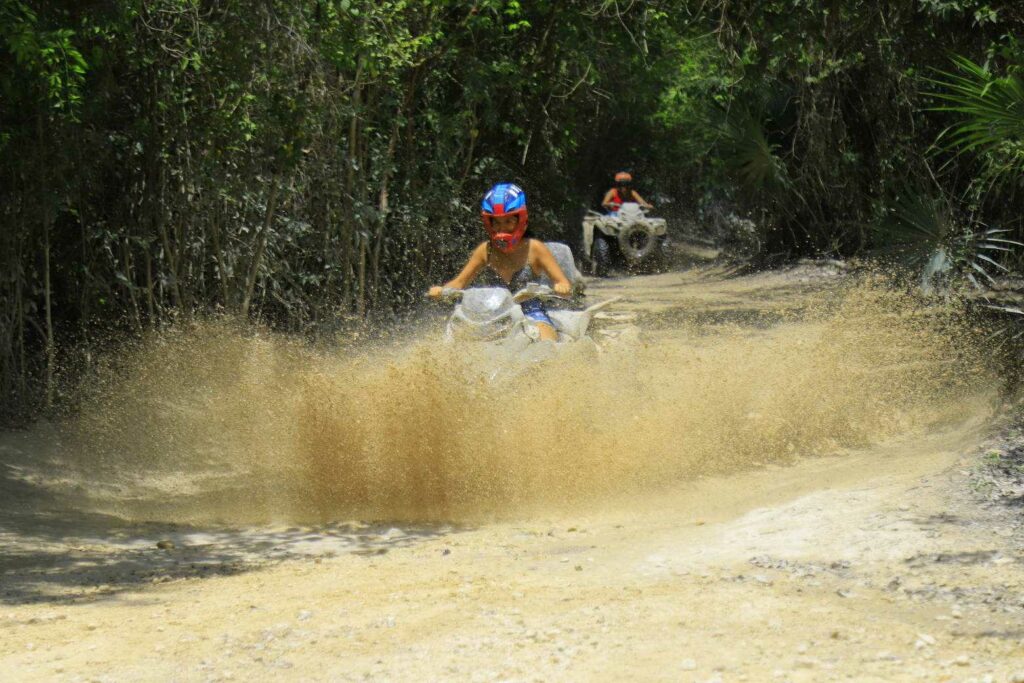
[428,183,572,342]
[601,171,653,213]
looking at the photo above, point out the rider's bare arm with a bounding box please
[530,241,572,296]
[428,242,487,299]
[600,188,618,210]
[632,192,654,209]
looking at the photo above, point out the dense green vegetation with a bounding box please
[2,0,1023,421]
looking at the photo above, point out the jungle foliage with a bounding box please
[2,0,1023,420]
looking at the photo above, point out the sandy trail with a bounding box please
[1,263,1022,682]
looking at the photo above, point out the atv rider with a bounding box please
[601,171,653,213]
[428,183,572,342]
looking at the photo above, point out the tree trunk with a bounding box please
[144,245,156,325]
[370,116,402,302]
[122,238,143,334]
[155,197,183,308]
[211,204,231,307]
[356,233,367,318]
[241,181,280,319]
[77,195,92,375]
[459,125,478,185]
[370,68,420,304]
[347,57,365,315]
[14,244,27,402]
[42,209,55,409]
[149,74,183,309]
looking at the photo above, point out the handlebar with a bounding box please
[511,283,568,304]
[431,287,463,303]
[428,284,569,305]
[590,204,653,216]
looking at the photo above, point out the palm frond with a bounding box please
[969,260,998,285]
[983,304,1024,316]
[981,303,1024,348]
[718,108,789,191]
[975,252,1010,273]
[927,55,1024,180]
[875,188,952,248]
[876,187,1024,293]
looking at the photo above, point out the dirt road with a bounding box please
[1,263,1022,682]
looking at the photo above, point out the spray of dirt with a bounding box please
[65,276,998,524]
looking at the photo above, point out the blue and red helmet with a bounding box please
[481,182,528,253]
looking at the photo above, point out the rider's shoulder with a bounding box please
[528,239,556,262]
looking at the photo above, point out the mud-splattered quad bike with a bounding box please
[582,202,669,276]
[435,243,620,381]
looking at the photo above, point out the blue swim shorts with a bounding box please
[520,298,555,327]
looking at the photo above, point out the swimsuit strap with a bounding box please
[484,239,534,289]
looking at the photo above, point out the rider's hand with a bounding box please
[554,281,572,296]
[428,285,443,299]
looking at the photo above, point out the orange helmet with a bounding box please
[614,171,633,184]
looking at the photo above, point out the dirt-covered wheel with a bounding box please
[648,236,670,272]
[591,235,612,277]
[618,222,657,262]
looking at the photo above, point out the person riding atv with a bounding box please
[584,172,668,275]
[601,171,653,213]
[428,183,572,342]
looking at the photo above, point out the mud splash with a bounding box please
[65,276,997,524]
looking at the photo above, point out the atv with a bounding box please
[433,243,620,381]
[582,202,669,276]
[440,243,599,346]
